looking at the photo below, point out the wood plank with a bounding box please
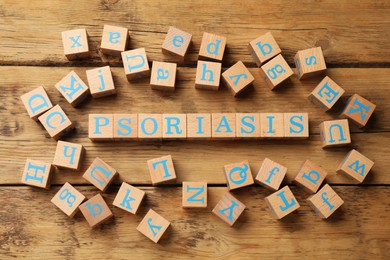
[1,186,389,258]
[0,0,389,66]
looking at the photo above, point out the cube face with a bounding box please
[83,158,118,192]
[79,194,113,228]
[113,182,145,214]
[101,25,129,56]
[264,186,300,219]
[255,158,287,191]
[89,114,114,141]
[186,113,212,140]
[182,182,207,208]
[138,114,162,140]
[195,61,222,90]
[260,54,293,89]
[113,114,138,141]
[212,192,246,226]
[53,141,84,170]
[294,160,328,194]
[224,160,254,190]
[294,47,326,79]
[20,86,53,120]
[235,113,261,138]
[61,29,90,60]
[136,209,170,243]
[319,119,351,148]
[307,184,344,219]
[336,149,374,183]
[212,113,236,139]
[162,26,192,59]
[341,94,376,128]
[248,32,281,66]
[51,182,85,217]
[309,76,345,111]
[38,105,74,140]
[86,66,116,98]
[147,155,176,185]
[283,113,309,138]
[121,48,150,81]
[21,159,53,189]
[222,61,254,96]
[260,113,284,138]
[150,61,177,91]
[162,114,187,139]
[198,32,227,62]
[55,71,90,107]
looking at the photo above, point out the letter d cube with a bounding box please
[79,194,113,228]
[293,160,327,194]
[20,86,53,121]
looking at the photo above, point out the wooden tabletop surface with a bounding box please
[1,0,389,258]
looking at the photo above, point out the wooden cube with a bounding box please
[212,113,236,139]
[138,114,162,140]
[294,47,326,79]
[284,113,309,138]
[307,184,344,219]
[51,182,85,217]
[89,114,114,141]
[113,114,138,141]
[162,26,192,60]
[79,194,113,228]
[235,113,261,138]
[264,186,300,219]
[198,32,227,62]
[38,105,74,140]
[319,119,351,148]
[260,113,284,138]
[195,61,222,91]
[55,71,90,107]
[224,160,254,190]
[113,182,145,214]
[121,48,150,81]
[212,192,246,226]
[21,159,53,189]
[61,29,90,60]
[294,160,328,194]
[100,25,129,56]
[182,182,207,208]
[147,155,176,185]
[53,141,84,171]
[260,54,294,90]
[20,86,53,121]
[340,94,376,128]
[136,209,170,243]
[162,114,186,139]
[186,113,212,140]
[222,61,255,96]
[150,61,177,92]
[86,66,116,98]
[255,158,287,191]
[308,76,345,111]
[83,157,118,192]
[336,149,374,183]
[248,32,282,66]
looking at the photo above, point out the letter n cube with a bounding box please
[51,182,85,217]
[147,155,177,185]
[137,209,170,243]
[83,157,118,191]
[336,149,374,183]
[340,94,376,128]
[212,192,246,226]
[182,182,207,208]
[264,186,300,219]
[113,182,145,214]
[224,160,254,190]
[21,159,53,189]
[121,48,150,81]
[319,119,351,148]
[79,194,113,228]
[307,184,344,219]
[293,160,327,194]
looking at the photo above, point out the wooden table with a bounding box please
[1,0,389,258]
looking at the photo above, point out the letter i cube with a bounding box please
[293,160,327,194]
[260,113,284,138]
[137,209,170,243]
[195,61,222,91]
[336,149,374,183]
[121,48,150,81]
[284,113,309,138]
[101,25,129,56]
[294,47,326,79]
[147,155,176,185]
[53,141,84,171]
[21,159,53,189]
[187,113,212,140]
[224,160,254,190]
[86,66,116,98]
[79,194,113,228]
[340,94,376,128]
[20,86,53,121]
[308,76,345,111]
[61,29,90,60]
[198,32,227,62]
[319,119,351,148]
[212,192,246,226]
[55,71,90,107]
[182,182,207,208]
[83,157,118,192]
[113,182,145,214]
[248,32,281,66]
[255,158,287,191]
[259,54,294,90]
[307,184,344,219]
[222,61,255,96]
[162,26,192,61]
[264,186,300,219]
[51,182,85,217]
[150,61,177,92]
[89,114,114,141]
[38,105,74,140]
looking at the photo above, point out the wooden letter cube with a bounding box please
[61,29,90,60]
[212,192,246,226]
[113,114,138,141]
[235,113,261,139]
[83,157,118,192]
[336,149,374,183]
[198,32,227,62]
[248,32,281,66]
[20,86,53,121]
[307,184,344,219]
[224,160,254,190]
[212,113,236,139]
[53,141,84,171]
[21,159,53,189]
[319,119,351,148]
[55,71,90,107]
[38,105,74,140]
[79,194,113,228]
[86,66,116,98]
[138,114,162,140]
[89,114,114,141]
[182,182,207,208]
[187,113,212,140]
[294,160,328,194]
[162,26,192,61]
[195,61,222,91]
[51,182,85,217]
[113,182,145,214]
[340,94,376,128]
[101,25,129,56]
[163,114,187,139]
[136,209,170,243]
[260,54,294,90]
[150,61,177,92]
[147,155,176,185]
[260,113,284,138]
[255,158,287,191]
[294,47,326,79]
[121,48,150,81]
[308,76,345,111]
[222,61,255,96]
[284,113,309,138]
[264,186,300,219]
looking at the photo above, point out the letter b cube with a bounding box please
[293,160,327,194]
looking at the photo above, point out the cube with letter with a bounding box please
[212,192,246,226]
[138,114,162,140]
[264,186,300,219]
[113,182,145,214]
[260,113,284,138]
[150,61,177,92]
[198,32,227,62]
[113,114,138,141]
[89,114,114,141]
[236,113,261,138]
[137,209,170,243]
[53,141,84,171]
[182,182,207,208]
[293,160,327,194]
[147,155,176,185]
[212,113,236,139]
[255,158,287,191]
[55,71,90,107]
[86,66,116,98]
[20,86,53,121]
[38,105,74,140]
[319,119,351,148]
[121,48,150,81]
[284,113,309,138]
[79,194,113,228]
[248,32,281,66]
[61,29,90,60]
[222,61,255,96]
[308,76,345,111]
[162,26,192,61]
[21,159,53,189]
[294,47,326,79]
[162,114,186,139]
[224,160,254,190]
[259,54,294,90]
[51,182,85,217]
[307,184,344,219]
[101,25,129,56]
[83,157,118,192]
[340,94,376,128]
[187,113,212,140]
[195,61,222,91]
[336,149,374,183]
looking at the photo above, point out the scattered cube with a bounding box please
[121,48,150,81]
[340,94,376,128]
[319,119,351,148]
[260,54,294,90]
[53,141,84,171]
[294,46,326,79]
[20,86,53,121]
[113,182,145,214]
[162,26,192,60]
[255,158,287,191]
[224,160,254,190]
[162,114,187,139]
[308,76,345,111]
[138,114,162,140]
[51,182,86,217]
[212,192,246,226]
[198,32,227,62]
[21,159,53,189]
[38,105,74,140]
[61,29,90,60]
[79,194,113,228]
[336,149,374,183]
[89,114,114,141]
[86,66,116,98]
[83,157,118,192]
[264,186,300,219]
[195,60,222,91]
[147,155,176,185]
[150,61,177,92]
[235,113,261,138]
[100,25,129,56]
[182,182,207,208]
[260,113,284,138]
[212,113,236,139]
[222,61,255,96]
[55,71,90,107]
[248,32,281,66]
[113,114,138,141]
[136,209,170,243]
[293,160,328,194]
[186,113,212,140]
[284,113,309,138]
[307,184,344,219]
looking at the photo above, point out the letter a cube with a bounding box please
[21,159,53,189]
[162,26,192,61]
[113,182,145,214]
[61,29,90,60]
[137,209,170,243]
[38,105,74,140]
[307,184,344,219]
[336,149,374,183]
[150,61,177,92]
[101,25,129,56]
[255,158,287,191]
[259,54,294,90]
[20,86,53,121]
[294,47,326,79]
[264,186,300,219]
[86,66,116,98]
[182,182,208,208]
[51,182,85,217]
[212,192,246,226]
[340,94,376,128]
[198,32,227,62]
[222,61,255,96]
[308,76,345,111]
[83,157,118,192]
[319,119,351,148]
[248,32,281,66]
[53,141,84,171]
[55,71,90,107]
[121,48,150,81]
[195,61,222,91]
[79,194,113,228]
[212,113,236,139]
[147,155,177,185]
[293,160,327,194]
[224,160,254,190]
